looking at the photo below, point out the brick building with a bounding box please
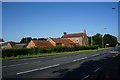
[47,38,79,47]
[61,29,89,46]
[26,38,79,48]
[26,29,89,48]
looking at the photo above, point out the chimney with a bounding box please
[63,32,67,35]
[84,29,86,33]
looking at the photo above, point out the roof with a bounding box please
[8,42,27,48]
[0,42,7,45]
[32,40,53,48]
[13,44,27,48]
[61,32,85,38]
[49,38,78,47]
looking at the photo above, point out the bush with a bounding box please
[2,48,32,57]
[2,45,99,58]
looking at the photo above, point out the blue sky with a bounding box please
[2,2,118,42]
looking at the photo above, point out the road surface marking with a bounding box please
[31,61,41,63]
[3,63,29,67]
[17,64,60,75]
[81,75,90,80]
[9,63,29,67]
[94,68,100,72]
[92,54,99,57]
[81,62,83,63]
[3,61,41,68]
[73,57,87,62]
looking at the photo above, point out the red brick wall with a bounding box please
[67,38,83,46]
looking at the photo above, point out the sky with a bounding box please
[2,2,118,42]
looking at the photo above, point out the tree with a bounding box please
[32,38,37,40]
[20,37,32,43]
[88,36,91,46]
[92,33,102,47]
[103,34,118,47]
[38,38,47,40]
[0,38,4,42]
[88,33,118,47]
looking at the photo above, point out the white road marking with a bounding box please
[81,62,84,63]
[81,75,90,80]
[3,61,41,68]
[16,64,60,75]
[92,54,99,57]
[8,63,29,67]
[31,61,41,63]
[94,68,100,72]
[73,57,87,62]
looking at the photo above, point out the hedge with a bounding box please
[2,45,99,58]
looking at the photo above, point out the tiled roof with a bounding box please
[14,44,27,48]
[8,42,27,48]
[49,38,78,47]
[32,40,53,48]
[61,32,85,38]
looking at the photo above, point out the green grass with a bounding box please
[1,47,113,60]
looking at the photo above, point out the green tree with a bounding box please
[38,38,47,40]
[0,38,4,42]
[103,34,118,47]
[32,38,37,40]
[20,37,32,43]
[92,33,102,47]
[88,36,91,46]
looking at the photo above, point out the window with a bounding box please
[75,38,79,42]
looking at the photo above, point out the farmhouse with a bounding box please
[61,29,89,46]
[27,38,81,48]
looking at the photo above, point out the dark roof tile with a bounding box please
[61,33,85,38]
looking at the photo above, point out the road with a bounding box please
[2,47,120,79]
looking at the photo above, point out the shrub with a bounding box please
[2,45,99,58]
[2,48,31,57]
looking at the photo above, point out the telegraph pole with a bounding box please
[102,28,107,48]
[112,1,120,44]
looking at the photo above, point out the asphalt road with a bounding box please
[2,47,120,79]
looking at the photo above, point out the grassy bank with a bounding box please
[1,47,112,60]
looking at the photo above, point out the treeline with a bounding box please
[88,33,119,47]
[20,37,47,43]
[2,45,99,58]
[20,37,60,43]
